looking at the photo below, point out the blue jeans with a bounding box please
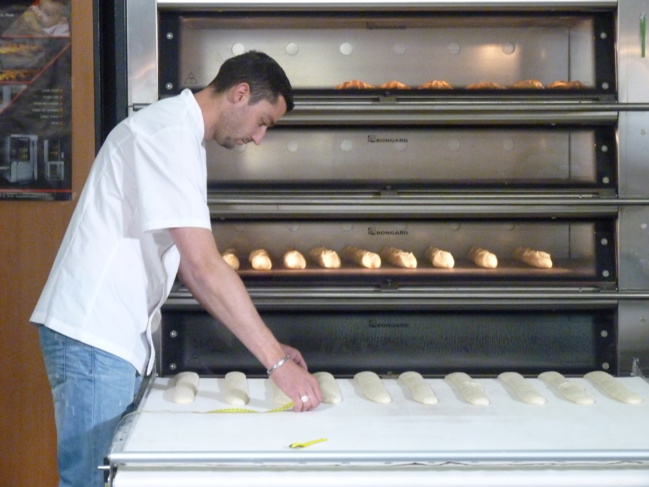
[39,326,144,487]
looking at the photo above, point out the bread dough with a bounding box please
[399,371,438,405]
[584,371,644,405]
[467,246,498,269]
[354,371,392,403]
[513,79,544,89]
[309,246,341,269]
[498,372,546,405]
[418,80,453,89]
[425,246,455,268]
[513,246,553,269]
[314,371,343,404]
[283,249,307,269]
[221,248,240,270]
[270,379,292,405]
[336,79,375,89]
[223,371,249,406]
[343,246,381,269]
[445,372,490,406]
[379,80,410,89]
[172,371,200,404]
[538,371,595,405]
[249,248,272,270]
[380,246,417,269]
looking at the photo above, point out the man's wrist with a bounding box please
[266,354,291,375]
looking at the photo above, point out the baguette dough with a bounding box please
[498,372,546,405]
[538,371,595,405]
[445,372,490,406]
[314,371,343,404]
[425,246,455,268]
[399,371,438,405]
[283,249,307,269]
[343,245,381,269]
[249,248,272,270]
[467,246,498,269]
[584,371,644,405]
[513,246,553,269]
[380,246,417,269]
[354,371,392,403]
[172,371,200,404]
[309,246,341,269]
[221,248,240,270]
[223,371,249,406]
[270,379,292,405]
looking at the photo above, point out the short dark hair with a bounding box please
[208,51,294,112]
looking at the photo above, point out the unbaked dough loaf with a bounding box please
[498,372,546,405]
[343,245,381,269]
[399,371,438,405]
[445,372,490,406]
[584,371,644,405]
[538,371,594,405]
[425,246,455,268]
[418,80,453,89]
[380,246,417,269]
[283,249,307,269]
[336,79,375,89]
[513,246,553,269]
[467,246,498,269]
[309,246,341,269]
[270,378,292,405]
[354,371,392,403]
[172,371,200,404]
[249,248,272,270]
[223,371,249,406]
[314,371,343,404]
[221,248,240,270]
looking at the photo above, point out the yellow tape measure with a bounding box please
[205,402,294,414]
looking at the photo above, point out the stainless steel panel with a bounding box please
[618,299,649,374]
[126,0,158,110]
[618,112,649,197]
[617,0,649,103]
[618,205,649,290]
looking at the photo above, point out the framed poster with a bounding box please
[0,0,71,200]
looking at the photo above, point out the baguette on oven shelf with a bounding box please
[334,78,586,90]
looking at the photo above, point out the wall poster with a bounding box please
[0,0,71,201]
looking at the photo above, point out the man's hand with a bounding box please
[271,344,323,412]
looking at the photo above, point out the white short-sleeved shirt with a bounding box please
[31,89,210,375]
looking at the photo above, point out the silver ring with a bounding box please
[300,394,310,403]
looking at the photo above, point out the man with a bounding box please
[32,51,322,487]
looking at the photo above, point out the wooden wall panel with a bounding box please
[0,1,95,485]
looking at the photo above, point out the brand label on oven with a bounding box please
[368,227,408,236]
[366,23,407,30]
[369,319,410,328]
[367,135,408,144]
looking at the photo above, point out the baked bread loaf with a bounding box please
[309,246,341,269]
[425,246,455,269]
[548,80,586,89]
[513,79,544,89]
[467,246,498,269]
[335,79,375,89]
[342,245,381,269]
[513,246,553,269]
[418,79,453,89]
[380,246,417,268]
[249,248,272,270]
[282,249,307,270]
[379,80,410,89]
[466,81,505,89]
[221,248,240,270]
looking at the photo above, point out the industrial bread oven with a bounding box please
[104,0,649,485]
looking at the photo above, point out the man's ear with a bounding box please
[229,82,251,104]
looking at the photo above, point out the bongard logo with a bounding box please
[368,135,408,144]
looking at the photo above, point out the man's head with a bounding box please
[207,50,294,112]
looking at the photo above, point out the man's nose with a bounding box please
[251,126,268,145]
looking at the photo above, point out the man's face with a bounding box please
[213,96,287,150]
[32,0,67,28]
